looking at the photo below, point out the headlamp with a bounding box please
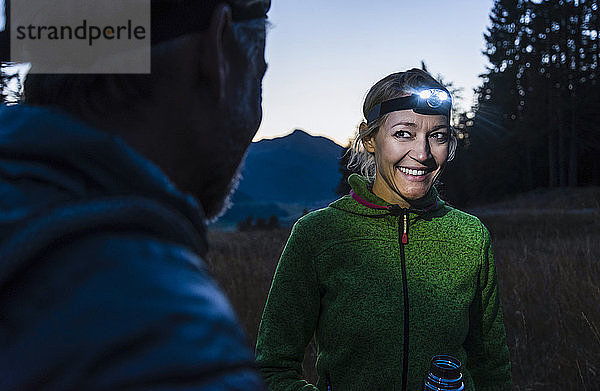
[366,88,452,125]
[419,89,449,108]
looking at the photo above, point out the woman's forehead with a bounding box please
[383,110,448,129]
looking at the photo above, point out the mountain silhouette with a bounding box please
[238,129,343,202]
[210,129,344,230]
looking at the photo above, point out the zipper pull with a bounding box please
[401,212,408,244]
[326,372,332,391]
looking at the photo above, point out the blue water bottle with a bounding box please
[423,355,465,391]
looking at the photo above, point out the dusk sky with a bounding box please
[255,0,496,146]
[1,1,496,146]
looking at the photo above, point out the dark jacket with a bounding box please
[0,105,265,390]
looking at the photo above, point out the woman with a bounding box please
[255,69,511,391]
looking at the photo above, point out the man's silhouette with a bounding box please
[0,1,270,389]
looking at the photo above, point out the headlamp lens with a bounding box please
[419,90,433,99]
[419,88,449,109]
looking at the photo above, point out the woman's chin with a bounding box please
[393,181,433,201]
[393,169,435,197]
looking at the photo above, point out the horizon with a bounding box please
[255,127,345,146]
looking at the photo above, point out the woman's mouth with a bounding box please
[396,166,433,181]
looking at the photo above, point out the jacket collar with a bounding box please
[329,173,444,217]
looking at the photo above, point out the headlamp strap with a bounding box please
[366,89,452,125]
[366,95,418,124]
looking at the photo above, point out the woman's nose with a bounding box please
[411,137,431,161]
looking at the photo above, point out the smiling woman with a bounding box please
[363,110,451,205]
[255,69,512,391]
[349,69,457,202]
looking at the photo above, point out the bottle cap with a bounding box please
[430,355,462,379]
[424,355,464,391]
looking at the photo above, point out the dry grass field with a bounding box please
[205,189,600,390]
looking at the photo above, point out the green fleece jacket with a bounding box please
[255,174,511,391]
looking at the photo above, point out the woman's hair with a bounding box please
[347,68,457,182]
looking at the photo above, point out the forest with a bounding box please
[448,0,599,206]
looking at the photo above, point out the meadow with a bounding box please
[205,189,600,390]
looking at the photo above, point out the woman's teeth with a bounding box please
[398,167,428,176]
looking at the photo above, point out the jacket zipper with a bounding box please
[398,209,410,391]
[401,212,408,244]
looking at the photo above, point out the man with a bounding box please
[0,0,269,389]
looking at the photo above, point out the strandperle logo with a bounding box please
[10,0,150,74]
[15,19,147,47]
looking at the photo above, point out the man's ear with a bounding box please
[200,4,234,105]
[362,135,376,154]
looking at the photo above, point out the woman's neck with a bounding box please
[370,177,412,209]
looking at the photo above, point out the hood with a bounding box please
[329,173,445,218]
[0,104,208,253]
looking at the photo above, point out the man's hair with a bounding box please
[19,0,269,115]
[347,68,457,182]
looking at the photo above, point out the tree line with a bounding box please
[237,215,281,231]
[448,0,600,206]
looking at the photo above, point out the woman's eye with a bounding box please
[393,131,411,138]
[431,132,448,142]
